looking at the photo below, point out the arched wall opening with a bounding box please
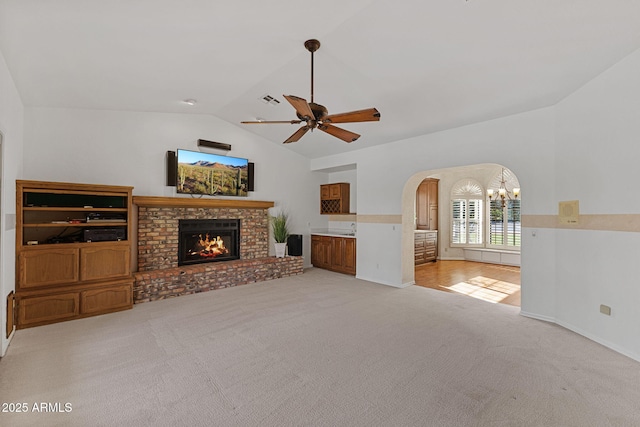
[401,163,523,298]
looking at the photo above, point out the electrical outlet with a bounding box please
[600,304,611,316]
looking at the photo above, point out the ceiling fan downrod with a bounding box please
[304,39,320,104]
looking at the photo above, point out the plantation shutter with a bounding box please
[452,199,466,244]
[451,179,483,246]
[468,199,483,244]
[486,168,521,249]
[506,200,521,247]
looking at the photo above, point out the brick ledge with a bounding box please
[133,256,303,303]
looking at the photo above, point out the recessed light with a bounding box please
[183,99,197,106]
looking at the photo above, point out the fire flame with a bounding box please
[188,233,229,258]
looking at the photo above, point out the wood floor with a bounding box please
[415,260,521,307]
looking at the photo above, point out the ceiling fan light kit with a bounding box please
[241,39,380,144]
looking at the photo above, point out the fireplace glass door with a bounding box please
[178,219,240,266]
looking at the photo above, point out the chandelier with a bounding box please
[487,168,520,208]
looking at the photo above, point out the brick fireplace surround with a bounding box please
[132,196,303,303]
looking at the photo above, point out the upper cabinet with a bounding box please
[320,183,350,214]
[416,178,439,230]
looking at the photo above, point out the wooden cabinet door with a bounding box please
[320,184,330,200]
[320,237,332,269]
[329,184,342,199]
[331,237,344,271]
[81,283,132,314]
[427,180,439,205]
[416,182,429,229]
[429,205,438,231]
[416,179,438,230]
[19,248,79,289]
[311,236,321,266]
[343,238,356,275]
[18,293,79,327]
[80,245,130,281]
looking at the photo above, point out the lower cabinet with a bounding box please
[415,231,438,265]
[311,235,332,270]
[18,292,80,327]
[311,235,356,275]
[16,243,133,329]
[80,283,133,315]
[17,279,133,328]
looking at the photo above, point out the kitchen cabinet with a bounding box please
[415,230,437,265]
[320,183,350,214]
[311,234,356,275]
[416,179,438,230]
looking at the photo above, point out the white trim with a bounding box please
[520,310,555,323]
[437,256,465,261]
[356,274,413,288]
[463,248,520,266]
[555,319,640,363]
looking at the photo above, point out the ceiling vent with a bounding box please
[260,94,281,106]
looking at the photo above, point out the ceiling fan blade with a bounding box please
[322,108,380,124]
[283,126,311,144]
[284,95,315,121]
[318,124,360,143]
[241,120,303,124]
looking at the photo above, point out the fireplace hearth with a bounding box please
[178,219,240,266]
[134,197,303,303]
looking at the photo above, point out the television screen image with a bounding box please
[176,149,249,197]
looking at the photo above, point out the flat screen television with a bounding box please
[176,149,249,197]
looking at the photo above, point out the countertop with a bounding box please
[311,230,356,238]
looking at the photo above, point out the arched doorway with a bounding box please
[401,163,522,307]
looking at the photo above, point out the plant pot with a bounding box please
[274,242,287,258]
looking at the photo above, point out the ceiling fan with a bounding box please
[241,39,380,144]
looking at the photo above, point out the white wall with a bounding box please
[311,48,640,361]
[23,107,327,266]
[552,47,640,359]
[312,107,557,293]
[0,50,24,356]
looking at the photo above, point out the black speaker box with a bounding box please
[166,150,177,186]
[248,162,254,192]
[287,234,303,256]
[197,139,231,151]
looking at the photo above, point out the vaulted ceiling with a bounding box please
[2,1,640,159]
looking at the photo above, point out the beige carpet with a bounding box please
[1,268,639,426]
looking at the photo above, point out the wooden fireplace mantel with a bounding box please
[133,196,274,209]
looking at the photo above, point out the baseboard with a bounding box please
[519,310,555,323]
[555,319,640,363]
[355,275,412,288]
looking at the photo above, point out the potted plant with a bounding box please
[271,210,290,258]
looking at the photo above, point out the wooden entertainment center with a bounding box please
[14,180,134,329]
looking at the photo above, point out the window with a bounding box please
[451,180,483,245]
[487,169,521,249]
